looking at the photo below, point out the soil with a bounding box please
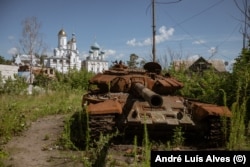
[2,114,83,167]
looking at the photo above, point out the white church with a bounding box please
[44,29,82,73]
[82,42,108,73]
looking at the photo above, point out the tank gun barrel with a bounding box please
[134,83,163,107]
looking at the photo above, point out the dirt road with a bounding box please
[2,114,219,167]
[2,114,83,167]
[2,114,142,167]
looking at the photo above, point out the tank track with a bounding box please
[70,112,117,149]
[89,115,116,141]
[205,116,230,147]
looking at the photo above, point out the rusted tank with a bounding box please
[70,61,231,148]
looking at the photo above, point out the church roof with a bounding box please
[58,29,67,36]
[91,42,100,50]
[70,33,76,42]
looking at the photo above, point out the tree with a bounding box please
[0,55,6,64]
[19,16,44,56]
[19,16,44,83]
[127,53,139,68]
[0,55,12,65]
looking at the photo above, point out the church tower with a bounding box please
[71,33,77,51]
[58,29,67,49]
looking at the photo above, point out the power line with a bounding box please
[146,0,182,17]
[146,0,239,60]
[155,0,182,5]
[165,9,240,60]
[216,23,241,48]
[174,0,225,27]
[160,0,240,60]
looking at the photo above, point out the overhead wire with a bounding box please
[145,0,240,61]
[172,0,225,27]
[155,0,182,5]
[158,0,239,60]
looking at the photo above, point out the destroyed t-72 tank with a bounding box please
[70,61,231,149]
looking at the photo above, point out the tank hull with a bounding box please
[79,92,231,148]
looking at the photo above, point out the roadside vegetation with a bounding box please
[0,69,93,164]
[0,47,250,166]
[168,48,250,150]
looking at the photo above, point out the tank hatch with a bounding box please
[143,62,162,74]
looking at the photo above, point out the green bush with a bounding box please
[0,74,28,95]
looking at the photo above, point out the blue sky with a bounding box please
[0,0,244,68]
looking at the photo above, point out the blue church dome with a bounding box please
[91,42,100,50]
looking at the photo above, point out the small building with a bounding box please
[43,29,81,73]
[172,56,227,73]
[14,54,40,66]
[82,42,108,73]
[0,64,19,82]
[17,65,55,83]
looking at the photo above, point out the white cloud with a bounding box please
[126,26,174,46]
[7,47,18,55]
[187,55,200,61]
[113,53,125,60]
[104,49,116,56]
[8,35,15,40]
[155,26,174,44]
[126,38,137,46]
[208,47,217,54]
[192,40,206,45]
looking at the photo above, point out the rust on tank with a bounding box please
[73,61,232,149]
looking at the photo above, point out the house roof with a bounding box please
[173,56,227,72]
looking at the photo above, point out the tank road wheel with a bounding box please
[204,116,230,147]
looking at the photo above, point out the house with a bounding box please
[172,56,227,73]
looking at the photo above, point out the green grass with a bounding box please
[0,90,82,145]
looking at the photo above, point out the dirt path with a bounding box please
[2,114,224,167]
[2,114,83,167]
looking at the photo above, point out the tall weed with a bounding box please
[227,78,249,150]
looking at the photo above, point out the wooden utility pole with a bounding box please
[152,0,156,62]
